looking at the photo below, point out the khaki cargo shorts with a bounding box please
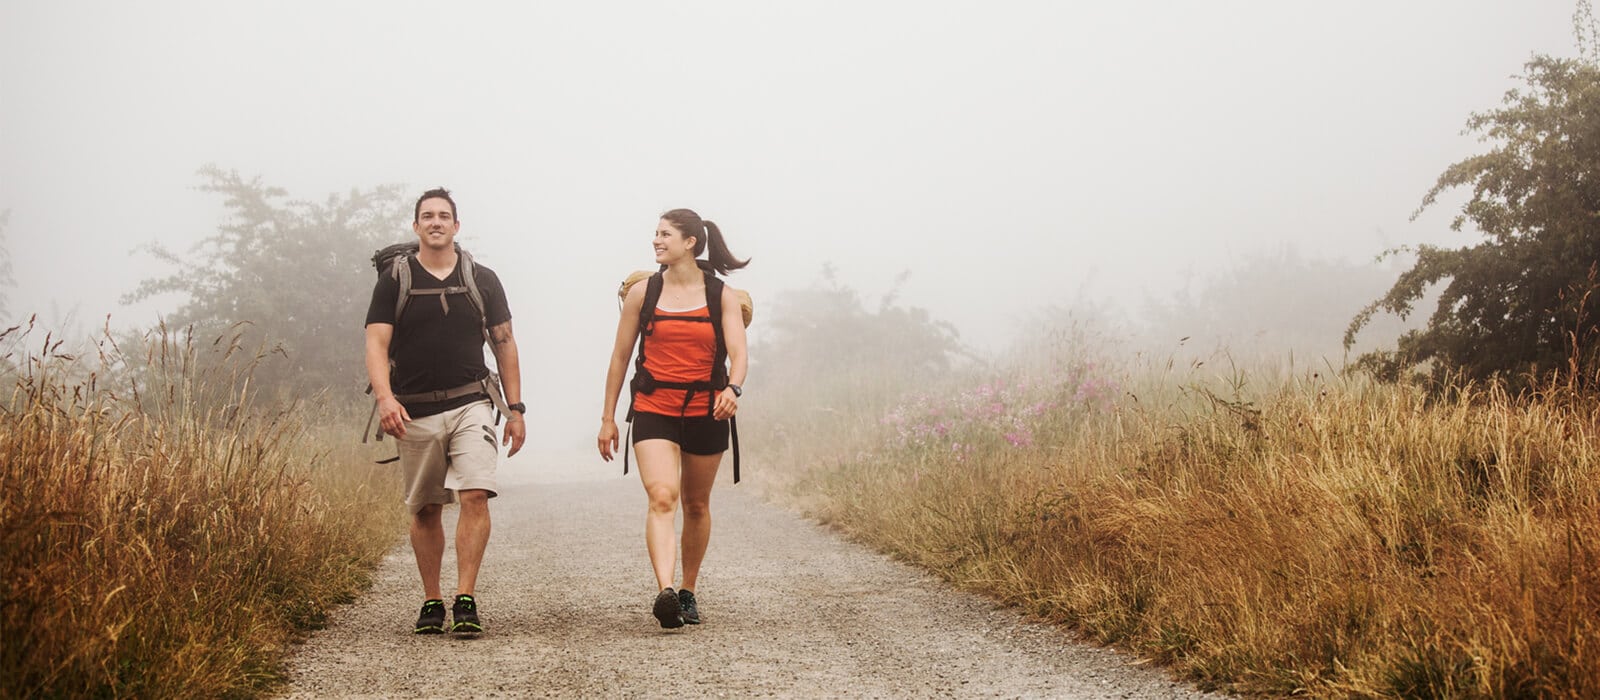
[397,400,499,514]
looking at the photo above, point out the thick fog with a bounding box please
[0,1,1581,459]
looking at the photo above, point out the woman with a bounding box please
[598,208,749,628]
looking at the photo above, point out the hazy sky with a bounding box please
[0,1,1583,454]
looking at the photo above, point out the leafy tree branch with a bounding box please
[125,166,406,396]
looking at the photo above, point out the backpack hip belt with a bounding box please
[393,380,489,405]
[363,373,512,445]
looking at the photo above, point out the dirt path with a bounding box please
[280,461,1217,698]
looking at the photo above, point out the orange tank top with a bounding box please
[633,305,717,417]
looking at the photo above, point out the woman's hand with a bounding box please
[713,388,739,421]
[597,417,619,461]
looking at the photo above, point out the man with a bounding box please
[365,187,525,636]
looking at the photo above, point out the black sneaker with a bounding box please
[451,594,483,637]
[414,599,447,634]
[678,589,701,625]
[653,588,684,629]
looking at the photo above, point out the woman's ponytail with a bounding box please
[701,220,749,275]
[661,208,750,276]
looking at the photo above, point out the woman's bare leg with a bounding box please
[635,439,683,590]
[678,451,722,593]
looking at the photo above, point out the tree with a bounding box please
[756,265,966,412]
[124,167,406,397]
[1345,53,1600,388]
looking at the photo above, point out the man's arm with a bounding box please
[365,323,410,438]
[489,320,525,457]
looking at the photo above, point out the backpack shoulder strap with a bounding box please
[631,272,666,393]
[704,271,729,398]
[704,272,727,365]
[391,254,413,322]
[706,272,729,417]
[638,272,665,336]
[456,246,487,325]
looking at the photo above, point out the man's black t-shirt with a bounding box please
[365,255,512,418]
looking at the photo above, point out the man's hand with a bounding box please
[503,412,526,457]
[597,417,619,461]
[377,395,411,439]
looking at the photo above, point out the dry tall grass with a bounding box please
[771,350,1600,697]
[0,321,399,698]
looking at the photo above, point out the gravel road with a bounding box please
[279,458,1217,698]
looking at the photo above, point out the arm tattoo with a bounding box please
[490,322,514,346]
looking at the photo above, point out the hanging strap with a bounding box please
[624,410,635,475]
[363,386,380,444]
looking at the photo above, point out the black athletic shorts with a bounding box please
[630,411,729,456]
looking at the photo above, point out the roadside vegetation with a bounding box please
[0,320,398,698]
[0,169,409,697]
[758,340,1598,696]
[2,167,466,696]
[751,45,1600,697]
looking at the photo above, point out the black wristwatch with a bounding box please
[727,384,742,397]
[507,402,526,414]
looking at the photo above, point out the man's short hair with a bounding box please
[414,187,457,222]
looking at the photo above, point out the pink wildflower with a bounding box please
[1004,430,1034,448]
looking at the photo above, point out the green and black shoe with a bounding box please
[414,599,447,634]
[678,589,701,625]
[451,594,483,637]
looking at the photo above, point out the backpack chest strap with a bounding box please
[407,286,472,315]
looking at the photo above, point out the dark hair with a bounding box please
[661,208,749,275]
[414,187,457,222]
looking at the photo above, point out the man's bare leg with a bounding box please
[454,489,492,596]
[411,504,446,600]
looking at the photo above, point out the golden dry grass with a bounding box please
[770,355,1600,698]
[1,322,399,698]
